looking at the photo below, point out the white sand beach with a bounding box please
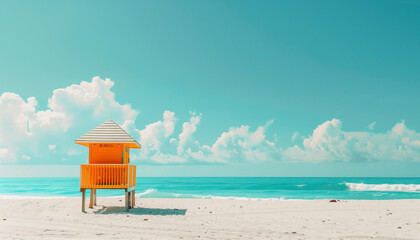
[1,198,420,239]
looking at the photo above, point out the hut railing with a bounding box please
[80,164,136,189]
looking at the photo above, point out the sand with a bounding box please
[1,197,420,239]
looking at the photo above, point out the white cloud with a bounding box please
[150,152,187,164]
[0,93,64,140]
[0,76,138,163]
[177,112,201,155]
[0,92,66,163]
[203,120,278,163]
[291,132,299,142]
[284,119,352,162]
[284,119,420,162]
[0,147,16,163]
[369,121,376,130]
[137,111,177,162]
[127,109,280,164]
[67,149,83,156]
[132,114,279,164]
[1,76,419,165]
[48,76,137,127]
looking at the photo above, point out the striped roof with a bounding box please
[75,120,141,147]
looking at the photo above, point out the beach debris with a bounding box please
[144,219,148,221]
[397,226,402,229]
[291,232,297,234]
[127,215,129,217]
[240,206,243,208]
[329,199,337,203]
[209,211,213,214]
[2,218,6,221]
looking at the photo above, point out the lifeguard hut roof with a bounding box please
[75,120,141,148]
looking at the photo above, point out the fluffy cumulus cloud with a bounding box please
[284,119,420,162]
[139,117,420,163]
[136,111,178,163]
[177,112,201,155]
[1,76,419,164]
[0,92,66,162]
[133,112,279,164]
[48,76,137,128]
[0,77,137,163]
[202,120,279,163]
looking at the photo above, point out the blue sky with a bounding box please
[0,0,419,177]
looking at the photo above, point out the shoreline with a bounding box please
[2,193,420,201]
[1,198,420,239]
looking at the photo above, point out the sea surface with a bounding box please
[1,177,420,200]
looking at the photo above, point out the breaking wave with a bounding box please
[134,188,289,200]
[345,183,420,193]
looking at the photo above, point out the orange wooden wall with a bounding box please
[89,143,125,164]
[123,147,130,164]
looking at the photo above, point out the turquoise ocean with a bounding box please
[1,177,420,200]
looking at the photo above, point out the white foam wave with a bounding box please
[0,189,158,199]
[135,188,156,197]
[133,188,293,200]
[0,188,304,201]
[345,183,420,193]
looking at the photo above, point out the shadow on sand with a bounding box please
[94,206,187,216]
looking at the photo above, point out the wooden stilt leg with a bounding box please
[82,189,86,213]
[93,189,97,206]
[128,192,132,209]
[125,190,129,211]
[89,189,93,209]
[132,190,135,207]
[130,192,133,208]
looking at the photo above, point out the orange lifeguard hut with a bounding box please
[75,120,141,212]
